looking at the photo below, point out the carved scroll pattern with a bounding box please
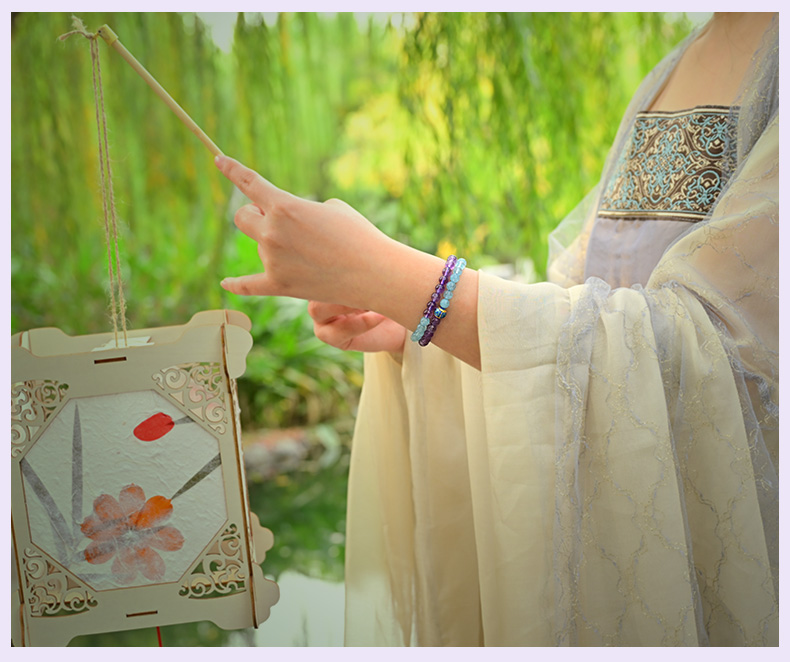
[11,380,70,458]
[179,523,246,599]
[152,362,227,435]
[22,547,97,617]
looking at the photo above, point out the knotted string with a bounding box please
[60,17,128,347]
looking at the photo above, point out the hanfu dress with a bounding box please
[343,21,778,647]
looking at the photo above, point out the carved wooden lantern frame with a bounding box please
[11,310,279,646]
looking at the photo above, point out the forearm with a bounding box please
[359,238,481,370]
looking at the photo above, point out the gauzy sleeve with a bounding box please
[475,115,778,645]
[344,27,778,641]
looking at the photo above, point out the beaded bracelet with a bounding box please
[410,255,467,346]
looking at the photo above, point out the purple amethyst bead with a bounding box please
[413,255,463,347]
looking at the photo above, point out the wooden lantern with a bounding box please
[11,310,279,646]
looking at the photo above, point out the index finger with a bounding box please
[215,155,281,208]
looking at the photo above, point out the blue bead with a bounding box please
[414,257,467,348]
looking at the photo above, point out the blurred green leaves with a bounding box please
[393,12,691,266]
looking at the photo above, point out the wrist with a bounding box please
[366,240,446,326]
[353,237,480,369]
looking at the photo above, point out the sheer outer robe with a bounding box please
[344,20,778,646]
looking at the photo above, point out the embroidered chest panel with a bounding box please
[598,106,737,221]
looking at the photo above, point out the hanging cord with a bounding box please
[60,17,128,347]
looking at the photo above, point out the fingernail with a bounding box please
[214,156,221,167]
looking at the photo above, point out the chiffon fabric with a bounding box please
[344,18,778,646]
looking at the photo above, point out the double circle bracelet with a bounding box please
[410,255,467,346]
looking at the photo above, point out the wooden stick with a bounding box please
[96,24,224,158]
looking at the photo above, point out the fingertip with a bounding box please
[215,155,240,174]
[219,272,269,297]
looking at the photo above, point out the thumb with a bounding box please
[220,272,273,297]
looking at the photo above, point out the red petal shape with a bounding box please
[133,412,174,441]
[131,495,173,529]
[147,526,185,552]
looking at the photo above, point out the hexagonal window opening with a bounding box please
[21,391,228,591]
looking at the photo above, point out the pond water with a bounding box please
[68,572,345,647]
[229,571,345,647]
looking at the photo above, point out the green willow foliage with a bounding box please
[12,12,691,423]
[394,12,690,267]
[11,12,394,335]
[12,13,231,334]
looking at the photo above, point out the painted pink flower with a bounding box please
[81,484,184,584]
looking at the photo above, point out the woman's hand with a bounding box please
[308,302,407,354]
[216,155,481,368]
[216,155,394,310]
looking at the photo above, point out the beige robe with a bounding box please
[344,20,778,646]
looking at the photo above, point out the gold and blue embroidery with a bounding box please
[599,106,737,221]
